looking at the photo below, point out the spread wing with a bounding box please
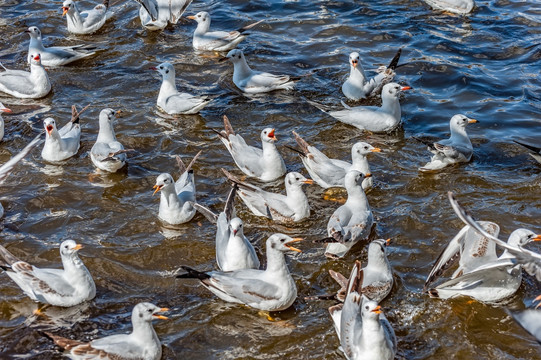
[0,133,42,183]
[133,0,159,20]
[169,0,193,23]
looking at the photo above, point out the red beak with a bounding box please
[149,67,157,71]
[268,129,276,140]
[46,125,53,134]
[33,55,40,61]
[401,86,412,91]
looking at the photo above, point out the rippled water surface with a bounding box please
[1,0,540,358]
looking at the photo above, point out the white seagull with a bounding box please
[214,115,286,182]
[150,62,211,115]
[25,26,97,66]
[288,131,380,190]
[0,54,51,99]
[177,234,302,312]
[326,83,411,133]
[133,0,193,30]
[422,0,474,14]
[221,49,300,94]
[0,102,12,141]
[62,0,112,35]
[222,169,313,223]
[342,49,401,101]
[45,302,168,360]
[187,12,263,52]
[325,170,373,259]
[328,261,397,360]
[514,140,541,164]
[416,114,478,171]
[90,108,129,173]
[153,152,201,225]
[0,240,95,307]
[41,106,85,162]
[194,185,260,272]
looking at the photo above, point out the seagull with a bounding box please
[150,62,211,115]
[328,261,397,360]
[153,152,201,225]
[25,26,97,66]
[41,105,86,162]
[222,169,313,223]
[324,83,411,133]
[422,0,474,14]
[424,221,500,291]
[90,109,129,173]
[324,170,373,259]
[0,102,12,141]
[187,12,263,52]
[507,296,541,344]
[193,185,260,271]
[220,49,300,93]
[213,115,286,182]
[426,193,541,302]
[0,54,51,99]
[514,140,541,164]
[287,131,380,190]
[0,240,95,307]
[342,49,401,101]
[177,234,302,312]
[62,0,111,35]
[45,302,168,360]
[416,114,478,171]
[132,0,193,30]
[448,191,541,283]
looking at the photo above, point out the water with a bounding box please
[0,0,540,358]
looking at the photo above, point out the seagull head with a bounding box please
[0,102,12,114]
[150,62,175,80]
[352,141,381,160]
[59,240,83,257]
[25,26,41,39]
[268,233,303,253]
[368,238,390,260]
[285,172,313,189]
[153,173,175,195]
[43,117,57,135]
[344,170,370,189]
[382,82,411,99]
[187,11,210,26]
[221,49,244,64]
[261,128,277,143]
[62,0,74,16]
[133,303,169,323]
[349,52,361,69]
[361,297,384,320]
[229,217,244,236]
[451,114,478,130]
[508,229,541,247]
[100,108,120,125]
[29,53,42,65]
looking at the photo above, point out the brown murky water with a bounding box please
[0,0,540,358]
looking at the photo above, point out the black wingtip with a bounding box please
[0,265,10,271]
[176,266,210,280]
[428,288,439,298]
[513,140,540,154]
[283,145,306,157]
[388,48,402,70]
[313,237,338,244]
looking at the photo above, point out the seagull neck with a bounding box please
[67,7,84,29]
[233,60,252,80]
[261,140,279,156]
[265,244,289,274]
[61,254,84,273]
[366,251,388,272]
[29,37,45,51]
[449,125,470,145]
[195,20,210,34]
[285,184,307,202]
[160,185,181,208]
[97,120,116,143]
[159,75,178,96]
[351,154,370,174]
[345,184,368,205]
[380,93,400,119]
[30,63,48,81]
[349,66,367,84]
[131,317,159,346]
[46,128,63,146]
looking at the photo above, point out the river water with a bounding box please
[0,0,540,359]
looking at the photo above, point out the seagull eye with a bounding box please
[364,146,368,150]
[365,305,369,310]
[280,239,285,242]
[148,309,152,313]
[295,177,299,181]
[159,66,163,69]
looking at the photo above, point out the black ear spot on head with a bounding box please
[165,70,169,74]
[139,313,143,318]
[271,242,276,249]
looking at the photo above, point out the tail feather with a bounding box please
[292,131,311,155]
[176,266,211,280]
[387,48,402,70]
[223,115,235,137]
[43,331,85,350]
[70,103,90,125]
[177,151,202,176]
[412,136,436,150]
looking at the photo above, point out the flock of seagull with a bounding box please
[0,0,540,359]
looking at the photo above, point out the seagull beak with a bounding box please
[62,7,69,16]
[268,129,276,141]
[115,110,123,118]
[535,295,541,309]
[284,238,303,253]
[24,29,31,33]
[1,107,12,113]
[364,173,372,178]
[46,125,54,134]
[149,66,157,71]
[34,55,40,61]
[371,305,383,314]
[400,86,412,91]
[370,147,382,153]
[468,119,479,124]
[532,234,541,241]
[302,179,314,185]
[152,184,163,195]
[351,60,358,69]
[152,307,169,320]
[187,15,196,20]
[385,238,391,246]
[233,229,238,235]
[73,244,83,251]
[218,56,229,62]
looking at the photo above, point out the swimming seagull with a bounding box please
[342,49,401,101]
[287,131,380,190]
[222,169,313,223]
[177,234,301,312]
[220,49,301,93]
[328,260,397,359]
[424,221,500,291]
[426,193,541,302]
[91,108,131,173]
[0,54,51,99]
[448,191,541,282]
[324,170,373,259]
[45,302,168,360]
[0,102,12,141]
[321,83,411,133]
[132,0,193,30]
[213,115,286,182]
[0,240,95,307]
[41,105,87,162]
[416,114,478,171]
[150,62,211,115]
[194,185,260,271]
[513,140,541,164]
[62,0,112,35]
[153,152,201,225]
[187,12,263,52]
[422,0,474,14]
[25,26,97,66]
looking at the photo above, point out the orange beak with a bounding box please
[152,184,163,195]
[401,86,412,91]
[351,60,358,68]
[302,179,314,184]
[364,173,372,178]
[152,307,169,320]
[385,238,391,246]
[285,238,303,252]
[46,124,53,134]
[268,129,276,140]
[370,147,382,153]
[73,244,83,251]
[1,107,12,113]
[533,234,541,241]
[62,6,69,16]
[371,305,382,314]
[187,15,196,20]
[468,119,478,124]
